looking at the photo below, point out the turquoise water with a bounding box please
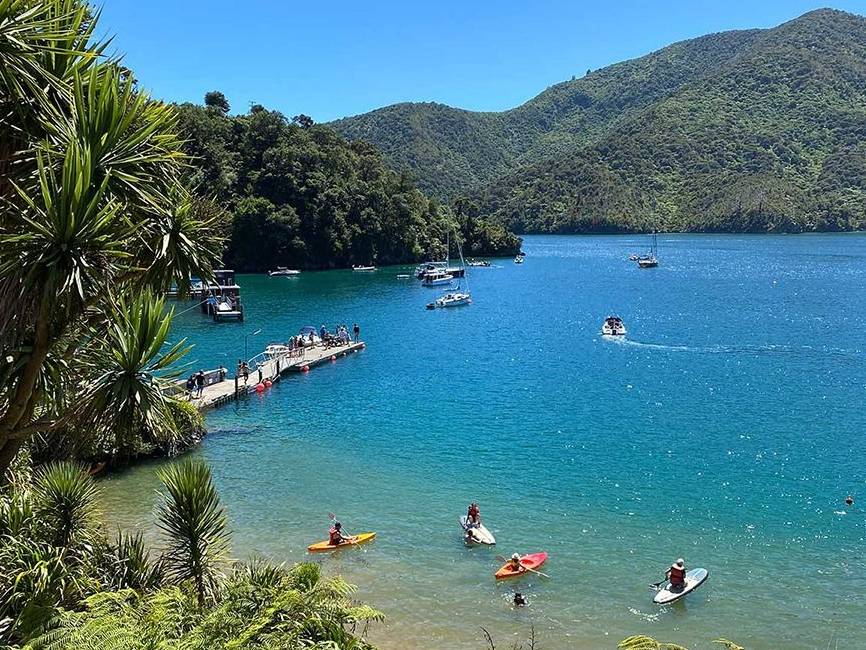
[100,235,866,649]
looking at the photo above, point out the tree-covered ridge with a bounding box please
[330,26,764,199]
[474,8,866,233]
[177,102,519,272]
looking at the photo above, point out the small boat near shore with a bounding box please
[421,270,454,286]
[636,233,659,268]
[467,259,491,267]
[495,552,548,580]
[268,266,301,276]
[353,265,377,272]
[601,315,626,336]
[307,532,377,552]
[427,291,471,309]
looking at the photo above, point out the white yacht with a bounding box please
[601,315,627,336]
[421,270,454,286]
[268,267,301,276]
[427,291,472,309]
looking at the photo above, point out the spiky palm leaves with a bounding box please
[156,458,229,607]
[0,0,223,474]
[27,562,383,650]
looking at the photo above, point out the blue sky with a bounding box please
[99,1,866,122]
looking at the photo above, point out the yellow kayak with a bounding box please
[307,532,376,552]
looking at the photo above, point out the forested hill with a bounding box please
[332,9,866,234]
[176,101,519,272]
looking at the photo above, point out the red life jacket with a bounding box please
[669,566,686,585]
[329,527,341,544]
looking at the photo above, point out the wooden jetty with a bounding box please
[184,340,365,410]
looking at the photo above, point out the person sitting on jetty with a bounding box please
[665,558,686,589]
[329,521,349,546]
[467,502,481,525]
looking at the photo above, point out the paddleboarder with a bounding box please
[665,558,686,589]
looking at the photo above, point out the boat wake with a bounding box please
[606,337,864,359]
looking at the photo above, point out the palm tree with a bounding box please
[155,458,230,607]
[0,0,223,476]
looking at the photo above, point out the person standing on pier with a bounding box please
[353,323,360,342]
[195,370,205,398]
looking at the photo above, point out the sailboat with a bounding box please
[427,235,471,309]
[636,232,659,268]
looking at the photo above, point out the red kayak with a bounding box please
[495,552,548,580]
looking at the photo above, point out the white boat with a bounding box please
[264,344,291,358]
[636,233,659,268]
[396,274,411,279]
[459,516,496,545]
[653,568,709,605]
[421,270,454,286]
[467,259,491,267]
[514,256,524,264]
[268,267,301,276]
[352,265,377,272]
[427,291,471,309]
[601,315,627,336]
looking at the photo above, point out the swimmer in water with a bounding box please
[513,592,527,607]
[845,495,854,506]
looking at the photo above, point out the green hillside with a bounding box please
[176,102,519,272]
[330,28,763,199]
[475,9,866,233]
[332,9,866,233]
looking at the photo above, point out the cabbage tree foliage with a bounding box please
[0,0,223,475]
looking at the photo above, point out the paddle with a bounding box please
[495,554,550,579]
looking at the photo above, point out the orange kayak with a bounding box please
[307,532,376,552]
[495,552,548,580]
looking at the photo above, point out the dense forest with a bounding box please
[177,99,519,272]
[333,9,866,234]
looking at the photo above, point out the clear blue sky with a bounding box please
[98,1,865,122]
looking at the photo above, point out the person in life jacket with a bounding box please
[666,558,687,589]
[329,521,348,546]
[467,502,480,525]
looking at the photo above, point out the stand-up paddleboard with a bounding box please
[459,516,496,545]
[307,532,376,552]
[653,568,708,604]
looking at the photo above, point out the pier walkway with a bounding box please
[183,340,365,410]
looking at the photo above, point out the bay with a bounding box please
[100,234,866,649]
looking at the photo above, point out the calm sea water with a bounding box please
[100,235,866,650]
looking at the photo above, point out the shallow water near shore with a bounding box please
[100,234,866,649]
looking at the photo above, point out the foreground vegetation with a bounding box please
[335,9,866,234]
[177,98,519,272]
[0,458,381,648]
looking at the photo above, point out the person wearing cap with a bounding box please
[509,553,523,573]
[666,558,686,589]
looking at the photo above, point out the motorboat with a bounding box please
[268,267,301,276]
[352,265,377,272]
[601,315,627,336]
[264,344,291,358]
[421,270,454,286]
[297,326,321,347]
[467,259,491,267]
[396,273,411,279]
[426,291,472,309]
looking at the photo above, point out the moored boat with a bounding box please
[601,315,626,336]
[268,266,301,276]
[421,270,454,286]
[427,291,471,309]
[636,232,660,268]
[352,265,377,272]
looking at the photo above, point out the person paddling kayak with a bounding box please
[665,558,686,589]
[329,521,351,546]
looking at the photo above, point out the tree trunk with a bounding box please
[0,438,23,482]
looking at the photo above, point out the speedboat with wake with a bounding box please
[601,315,626,336]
